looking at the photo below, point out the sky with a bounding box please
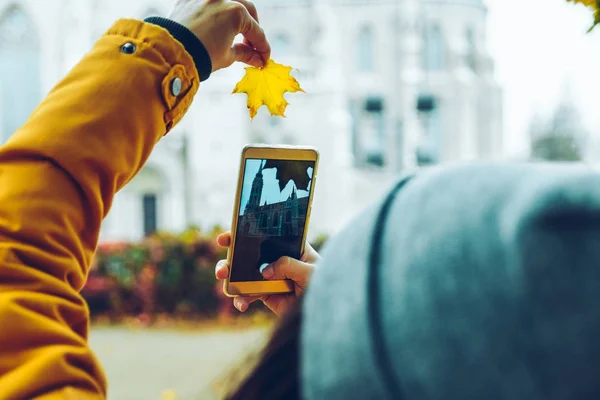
[486,0,600,157]
[239,159,313,215]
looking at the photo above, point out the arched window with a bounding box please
[424,25,445,71]
[0,6,41,143]
[357,26,374,73]
[272,34,291,57]
[142,193,158,236]
[261,214,268,228]
[273,212,279,227]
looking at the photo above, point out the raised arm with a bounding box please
[0,1,269,398]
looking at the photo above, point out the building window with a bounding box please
[357,26,374,73]
[261,213,268,228]
[272,34,291,57]
[143,194,158,236]
[363,98,385,167]
[0,6,41,143]
[417,97,442,165]
[466,28,477,71]
[424,25,445,71]
[350,97,385,168]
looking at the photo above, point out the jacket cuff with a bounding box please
[144,17,212,82]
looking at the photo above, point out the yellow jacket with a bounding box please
[0,19,199,399]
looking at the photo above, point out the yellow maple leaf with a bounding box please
[567,0,600,31]
[232,59,304,119]
[160,389,177,400]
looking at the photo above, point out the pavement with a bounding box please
[89,326,269,400]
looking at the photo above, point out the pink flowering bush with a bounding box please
[82,227,328,322]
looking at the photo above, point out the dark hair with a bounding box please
[226,296,304,400]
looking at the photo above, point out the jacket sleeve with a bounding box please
[0,19,199,399]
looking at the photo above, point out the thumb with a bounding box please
[231,43,266,68]
[262,256,313,286]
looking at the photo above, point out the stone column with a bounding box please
[396,0,423,171]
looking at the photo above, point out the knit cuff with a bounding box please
[144,16,212,82]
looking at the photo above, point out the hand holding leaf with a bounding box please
[232,59,304,119]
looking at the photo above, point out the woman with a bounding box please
[220,163,600,399]
[218,2,600,397]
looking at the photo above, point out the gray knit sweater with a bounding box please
[302,163,600,400]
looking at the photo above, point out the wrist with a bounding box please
[144,17,212,82]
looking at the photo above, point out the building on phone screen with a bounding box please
[240,161,309,238]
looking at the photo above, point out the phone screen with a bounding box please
[230,157,315,282]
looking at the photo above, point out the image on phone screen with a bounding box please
[230,158,315,282]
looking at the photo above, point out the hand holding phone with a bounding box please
[215,232,320,315]
[222,145,319,301]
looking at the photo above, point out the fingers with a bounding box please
[233,295,263,312]
[215,258,261,312]
[261,256,313,286]
[261,295,292,316]
[231,0,259,22]
[216,232,231,247]
[230,0,270,64]
[231,43,266,68]
[216,233,231,279]
[302,241,322,264]
[215,260,229,280]
[231,0,259,47]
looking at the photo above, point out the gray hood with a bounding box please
[302,163,600,400]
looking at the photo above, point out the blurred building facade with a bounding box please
[0,0,503,240]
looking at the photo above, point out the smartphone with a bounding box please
[224,144,319,297]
